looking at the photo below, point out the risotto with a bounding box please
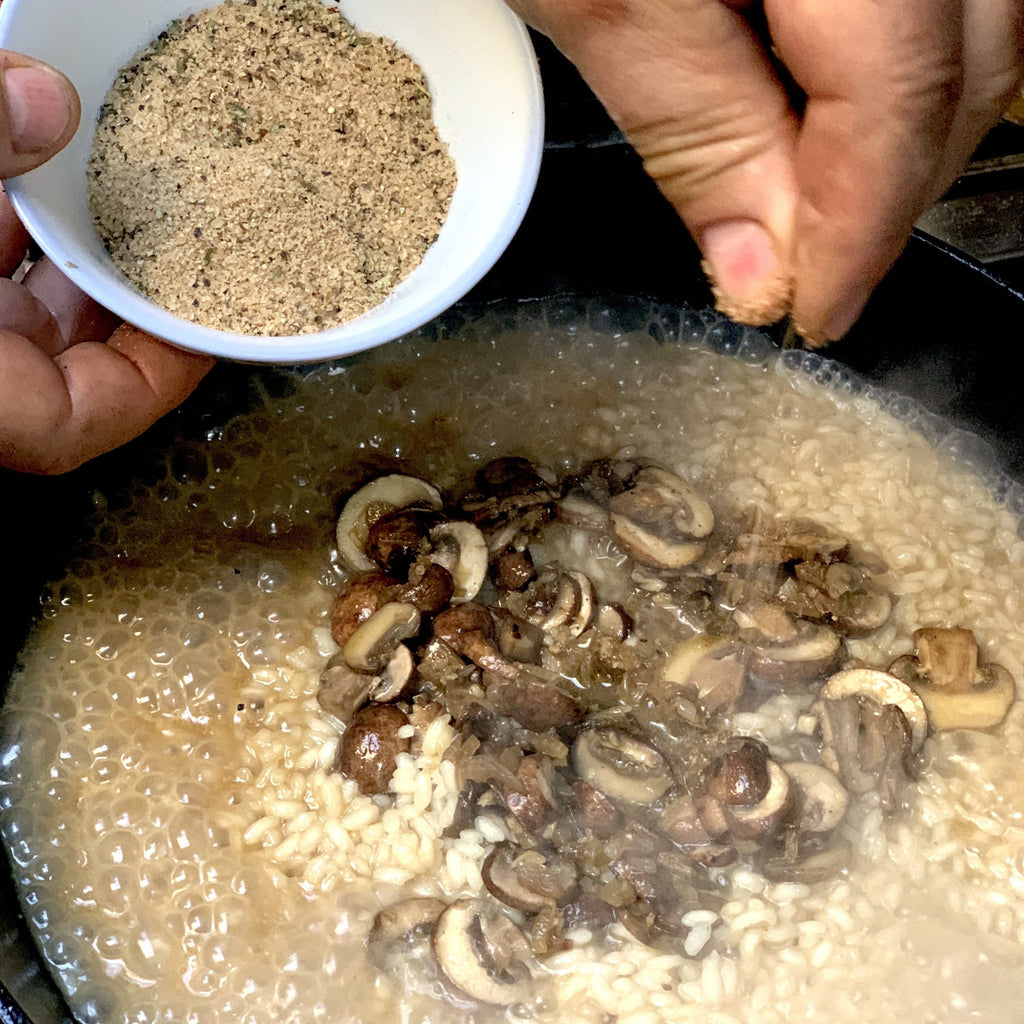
[2,300,1024,1024]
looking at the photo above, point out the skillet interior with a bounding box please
[3,33,1024,1024]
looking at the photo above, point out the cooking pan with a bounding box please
[3,33,1024,1024]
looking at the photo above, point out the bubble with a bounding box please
[96,866,138,916]
[0,709,61,787]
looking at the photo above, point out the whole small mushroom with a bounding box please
[335,704,411,795]
[723,760,793,841]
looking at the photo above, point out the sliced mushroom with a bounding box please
[593,603,634,642]
[428,521,489,603]
[482,843,578,912]
[343,601,422,674]
[316,652,373,727]
[782,761,849,833]
[724,760,793,840]
[571,728,673,805]
[366,897,447,971]
[506,567,596,638]
[608,467,714,568]
[493,610,545,665]
[369,644,416,702]
[335,704,411,795]
[761,840,851,884]
[819,668,928,753]
[887,627,1017,731]
[813,693,915,812]
[432,900,534,1007]
[658,794,714,846]
[745,617,844,688]
[662,635,747,715]
[336,475,443,573]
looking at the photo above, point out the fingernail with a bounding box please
[700,219,791,325]
[5,65,72,153]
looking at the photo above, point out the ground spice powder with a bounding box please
[88,0,457,336]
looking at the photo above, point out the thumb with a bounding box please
[508,0,799,325]
[0,50,80,179]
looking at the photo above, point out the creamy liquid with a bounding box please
[3,302,1024,1024]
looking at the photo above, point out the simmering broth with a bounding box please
[3,301,1024,1024]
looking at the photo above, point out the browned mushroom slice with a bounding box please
[316,652,374,727]
[336,475,443,573]
[782,761,849,833]
[888,627,1017,731]
[723,760,793,840]
[571,728,673,805]
[335,704,411,795]
[343,601,422,674]
[432,899,534,1007]
[706,738,772,806]
[428,521,489,603]
[482,843,579,912]
[608,467,714,568]
[366,897,447,971]
[744,615,844,688]
[782,561,893,637]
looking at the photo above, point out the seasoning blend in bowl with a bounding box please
[0,0,543,362]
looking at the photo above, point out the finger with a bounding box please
[766,0,967,342]
[0,50,80,180]
[508,0,799,324]
[0,324,215,474]
[0,183,31,275]
[0,277,64,354]
[935,0,1024,192]
[22,256,122,348]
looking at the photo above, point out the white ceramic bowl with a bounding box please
[0,0,543,363]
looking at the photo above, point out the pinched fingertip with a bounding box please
[699,219,792,327]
